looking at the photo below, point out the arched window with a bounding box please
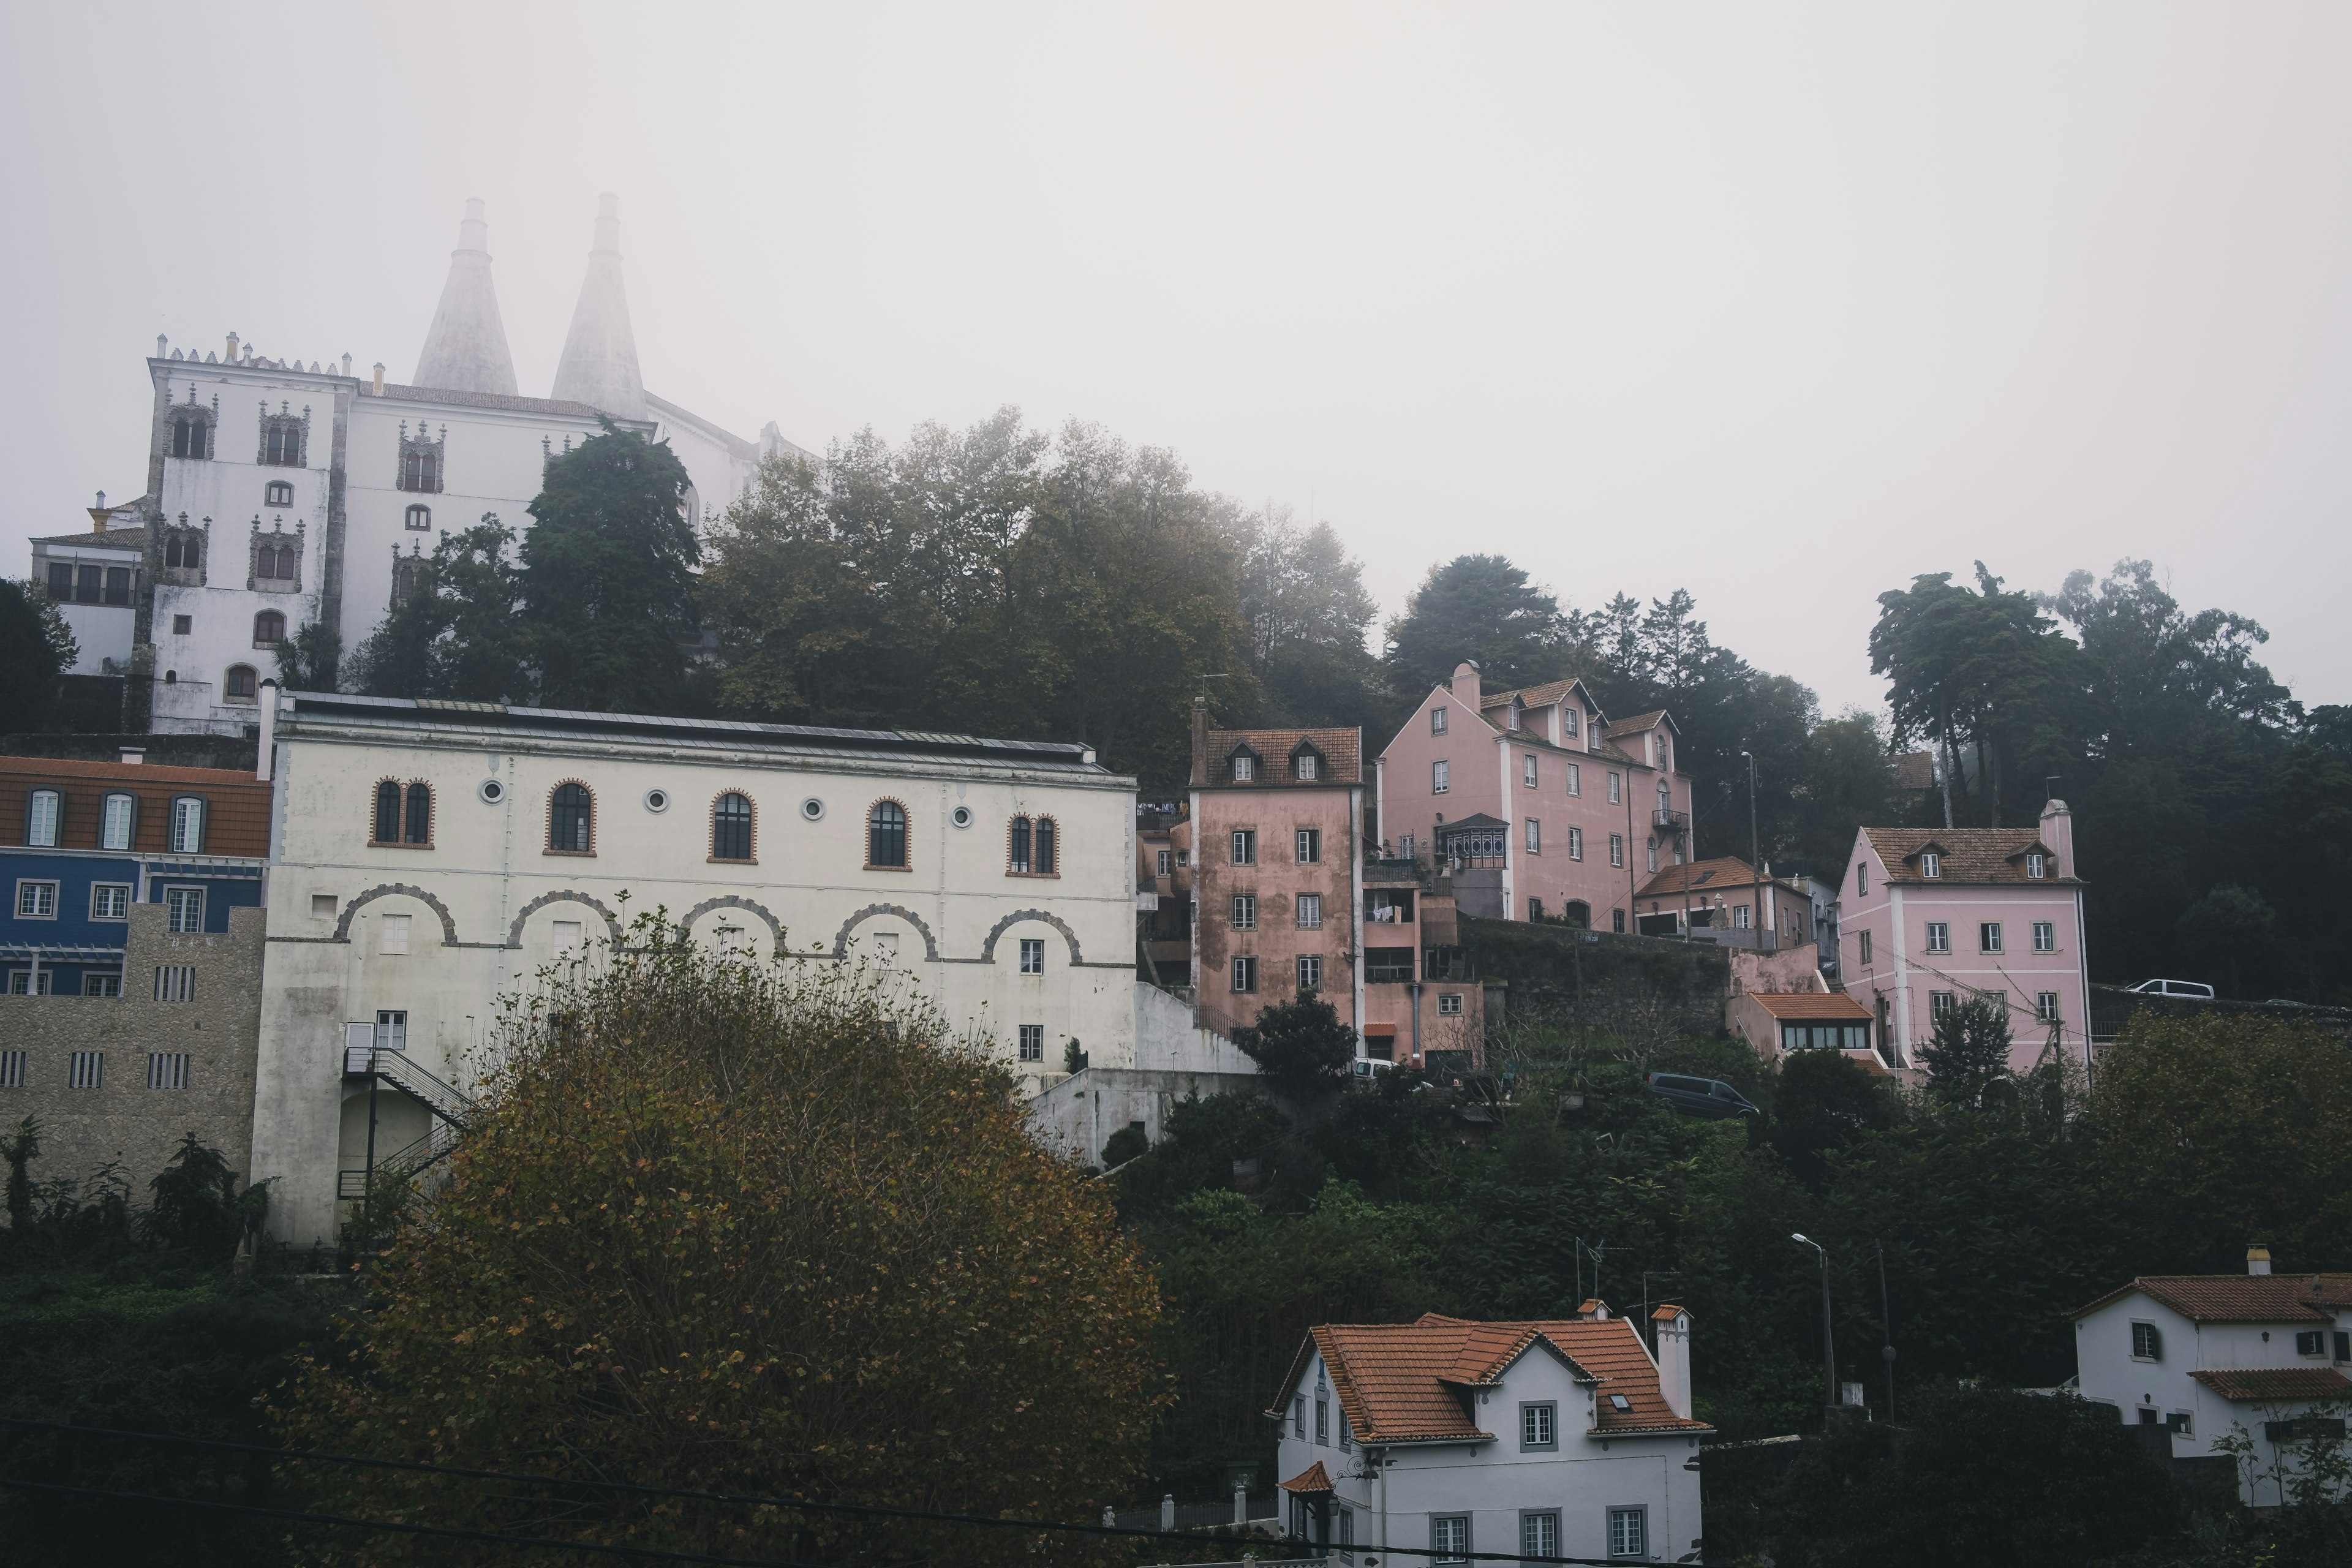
[100,792,135,851]
[403,448,439,491]
[224,665,258,704]
[168,796,205,854]
[549,783,593,854]
[1035,816,1055,875]
[867,801,907,869]
[264,481,293,507]
[404,783,432,845]
[264,423,301,465]
[1009,816,1032,874]
[374,780,401,844]
[253,611,285,646]
[405,504,432,531]
[169,413,211,459]
[165,530,202,570]
[256,539,296,580]
[25,789,60,848]
[712,793,753,861]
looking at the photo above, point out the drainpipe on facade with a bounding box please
[1408,981,1422,1064]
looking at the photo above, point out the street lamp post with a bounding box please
[1793,1233,1837,1417]
[1874,1238,1896,1421]
[1741,750,1764,950]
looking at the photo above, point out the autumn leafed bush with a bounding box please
[279,936,1164,1564]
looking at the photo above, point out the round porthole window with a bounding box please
[951,805,973,828]
[478,778,505,804]
[800,797,825,822]
[644,788,670,813]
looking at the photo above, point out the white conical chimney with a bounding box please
[550,193,648,419]
[2248,1244,2272,1276]
[413,198,520,395]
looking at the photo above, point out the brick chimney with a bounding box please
[2248,1244,2272,1276]
[1451,658,1480,707]
[1652,1306,1693,1420]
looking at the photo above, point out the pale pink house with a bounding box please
[1834,800,2090,1074]
[1374,660,1696,933]
[1186,703,1482,1068]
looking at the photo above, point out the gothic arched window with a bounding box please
[711,793,753,862]
[169,412,212,459]
[867,800,907,869]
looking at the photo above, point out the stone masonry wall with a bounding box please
[0,903,263,1207]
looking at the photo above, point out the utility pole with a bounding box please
[1793,1234,1837,1419]
[1741,750,1764,951]
[1874,1239,1896,1421]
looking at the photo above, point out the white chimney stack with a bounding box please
[1652,1306,1694,1420]
[2248,1244,2272,1276]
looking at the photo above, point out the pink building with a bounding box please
[1374,660,1696,932]
[1834,800,2090,1074]
[1186,704,1482,1069]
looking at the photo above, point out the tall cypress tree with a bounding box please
[520,422,699,712]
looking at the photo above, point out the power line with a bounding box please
[0,1415,1682,1567]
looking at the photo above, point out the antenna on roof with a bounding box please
[2045,775,2060,802]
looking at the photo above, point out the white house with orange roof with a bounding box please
[2072,1250,2352,1507]
[1268,1306,1708,1566]
[1374,661,1695,934]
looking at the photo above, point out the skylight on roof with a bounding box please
[1608,1393,1632,1411]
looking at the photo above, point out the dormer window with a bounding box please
[1921,852,1940,879]
[1227,745,1261,784]
[1290,742,1325,782]
[1561,706,1579,738]
[2027,852,2046,878]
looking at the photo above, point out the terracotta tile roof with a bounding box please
[1602,710,1672,738]
[2074,1274,2352,1324]
[1197,728,1362,787]
[1279,1461,1335,1493]
[1637,856,1805,900]
[1858,827,2079,886]
[1748,992,1875,1021]
[29,528,149,549]
[1477,677,1590,711]
[1271,1313,1709,1444]
[2190,1368,2352,1402]
[0,756,271,859]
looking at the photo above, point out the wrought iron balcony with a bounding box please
[1653,807,1690,836]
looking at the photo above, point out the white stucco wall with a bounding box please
[249,699,1140,1244]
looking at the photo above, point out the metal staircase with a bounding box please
[339,1026,477,1199]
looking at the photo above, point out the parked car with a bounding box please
[1646,1072,1758,1119]
[2125,979,2216,1000]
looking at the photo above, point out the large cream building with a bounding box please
[251,688,1142,1245]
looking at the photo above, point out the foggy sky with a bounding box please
[7,2,2350,720]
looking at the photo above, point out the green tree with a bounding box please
[1917,997,2013,1105]
[1382,554,1570,703]
[279,934,1163,1564]
[1,1114,39,1230]
[346,518,529,703]
[2091,1013,2352,1271]
[1768,1050,1902,1189]
[1239,992,1360,1097]
[1238,510,1382,728]
[1870,566,2088,829]
[0,579,74,733]
[2174,884,2276,998]
[1793,710,1895,872]
[520,422,701,712]
[271,620,340,692]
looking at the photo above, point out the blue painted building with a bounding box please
[1,753,270,997]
